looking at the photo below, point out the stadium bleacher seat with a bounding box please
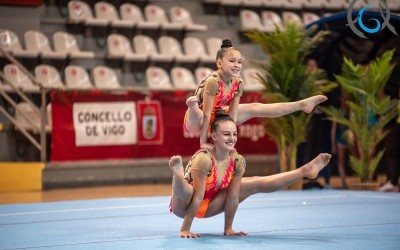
[107,34,147,62]
[171,67,197,90]
[53,31,95,59]
[65,65,94,89]
[3,64,39,92]
[282,11,303,26]
[92,65,121,89]
[93,1,135,28]
[158,36,197,63]
[145,5,183,31]
[206,37,223,59]
[169,6,207,31]
[146,66,174,90]
[302,12,320,26]
[119,3,159,30]
[14,102,52,132]
[240,10,267,32]
[242,67,265,91]
[195,67,213,84]
[261,10,283,33]
[24,30,66,59]
[183,37,214,63]
[68,0,108,26]
[35,64,65,89]
[0,29,37,58]
[133,35,173,63]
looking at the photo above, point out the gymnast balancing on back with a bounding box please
[171,110,332,238]
[183,39,328,150]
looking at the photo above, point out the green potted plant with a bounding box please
[320,50,399,189]
[246,23,335,188]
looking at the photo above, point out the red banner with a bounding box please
[50,91,277,161]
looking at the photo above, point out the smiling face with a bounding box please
[211,119,237,152]
[217,49,243,78]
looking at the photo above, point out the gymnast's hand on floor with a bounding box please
[179,230,201,238]
[224,228,248,236]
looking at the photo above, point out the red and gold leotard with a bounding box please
[181,149,246,218]
[183,72,244,133]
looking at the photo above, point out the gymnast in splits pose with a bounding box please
[183,39,328,150]
[171,111,332,238]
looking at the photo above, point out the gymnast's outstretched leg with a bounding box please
[204,153,331,217]
[235,95,328,124]
[238,153,331,202]
[169,156,194,218]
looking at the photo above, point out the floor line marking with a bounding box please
[1,193,397,217]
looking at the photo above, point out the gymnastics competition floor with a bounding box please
[0,190,399,250]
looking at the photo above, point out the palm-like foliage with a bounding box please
[320,50,399,182]
[246,23,335,173]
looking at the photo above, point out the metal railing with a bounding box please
[0,47,48,162]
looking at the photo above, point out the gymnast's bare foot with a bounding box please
[301,95,328,113]
[169,155,185,180]
[303,153,331,179]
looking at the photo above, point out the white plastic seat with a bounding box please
[15,102,40,132]
[158,36,197,63]
[35,65,64,89]
[169,6,207,31]
[0,29,37,58]
[195,67,213,85]
[24,30,66,59]
[145,5,183,31]
[107,34,147,62]
[68,0,108,26]
[183,37,214,63]
[206,37,223,59]
[92,66,121,89]
[93,1,134,28]
[261,11,283,33]
[242,68,265,91]
[282,11,303,26]
[15,102,52,132]
[64,65,93,89]
[240,10,266,32]
[53,31,95,59]
[146,66,173,90]
[119,3,159,30]
[171,67,197,90]
[3,64,39,92]
[133,35,173,62]
[303,12,320,26]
